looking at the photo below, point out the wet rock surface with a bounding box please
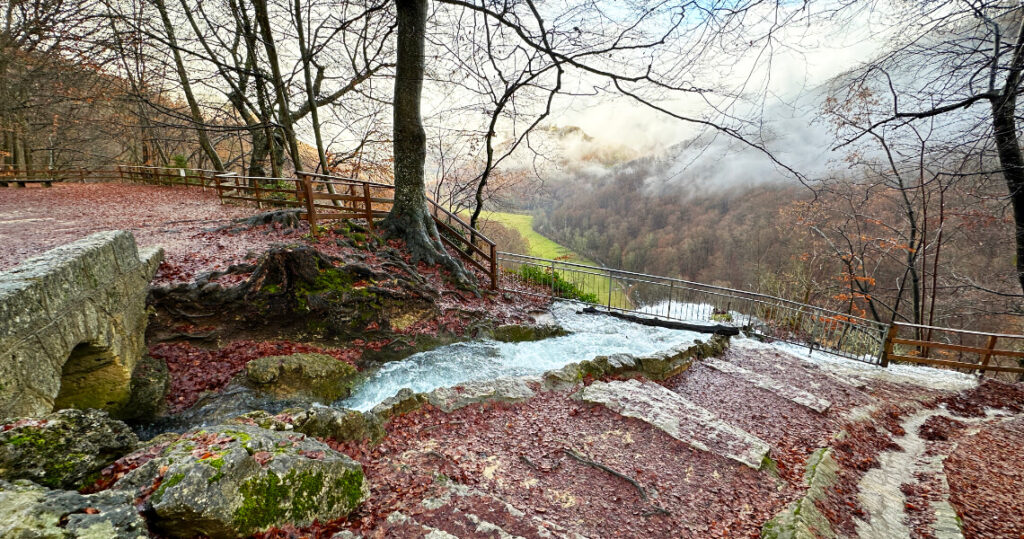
[489,324,569,342]
[578,378,771,469]
[0,408,138,489]
[232,407,385,444]
[113,424,367,538]
[0,479,149,539]
[245,353,359,402]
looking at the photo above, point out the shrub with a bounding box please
[517,265,600,303]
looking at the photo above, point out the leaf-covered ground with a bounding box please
[7,182,1024,538]
[249,345,1024,538]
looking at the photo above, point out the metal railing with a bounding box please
[498,252,889,364]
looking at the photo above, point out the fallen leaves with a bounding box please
[149,340,359,413]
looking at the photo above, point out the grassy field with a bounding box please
[477,211,630,308]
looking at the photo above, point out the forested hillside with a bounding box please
[536,152,1020,333]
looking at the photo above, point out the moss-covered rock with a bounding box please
[370,388,427,421]
[760,448,838,539]
[0,409,138,490]
[112,424,367,538]
[245,353,358,402]
[0,479,149,538]
[489,324,569,343]
[543,336,729,389]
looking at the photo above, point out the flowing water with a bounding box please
[136,302,705,438]
[339,302,704,411]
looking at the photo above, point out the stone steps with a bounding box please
[704,358,832,413]
[578,379,771,469]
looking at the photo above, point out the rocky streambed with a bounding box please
[0,299,725,538]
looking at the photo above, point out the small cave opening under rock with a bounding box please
[53,342,131,414]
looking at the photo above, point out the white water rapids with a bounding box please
[339,302,705,411]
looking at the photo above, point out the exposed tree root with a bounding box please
[211,209,302,232]
[381,207,479,295]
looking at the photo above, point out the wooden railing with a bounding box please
[882,322,1024,375]
[119,165,219,189]
[213,171,498,289]
[1,166,124,185]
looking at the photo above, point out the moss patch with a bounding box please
[152,472,185,504]
[232,468,346,534]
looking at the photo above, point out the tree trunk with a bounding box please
[991,94,1024,294]
[152,0,224,172]
[384,0,471,283]
[252,0,303,174]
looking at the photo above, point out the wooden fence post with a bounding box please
[255,180,263,209]
[362,182,374,230]
[978,335,999,375]
[214,174,224,203]
[303,175,318,236]
[881,324,899,368]
[489,243,497,290]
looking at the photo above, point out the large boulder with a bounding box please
[114,424,367,538]
[0,409,138,489]
[425,377,536,413]
[0,479,149,539]
[245,353,358,402]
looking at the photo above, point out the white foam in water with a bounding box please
[339,301,704,411]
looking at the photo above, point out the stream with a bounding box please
[340,302,705,411]
[137,302,705,438]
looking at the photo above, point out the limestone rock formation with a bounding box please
[245,353,358,402]
[0,408,138,489]
[113,424,367,538]
[0,230,163,419]
[761,448,838,538]
[232,407,385,443]
[425,377,536,413]
[578,379,771,469]
[0,479,149,539]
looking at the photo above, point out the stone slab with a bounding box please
[705,359,832,413]
[579,379,770,469]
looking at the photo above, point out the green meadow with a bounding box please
[477,211,630,308]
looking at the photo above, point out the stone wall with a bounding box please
[0,231,162,419]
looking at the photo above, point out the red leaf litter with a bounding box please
[150,340,359,413]
[0,183,256,273]
[945,416,1024,537]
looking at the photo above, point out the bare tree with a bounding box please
[385,0,814,277]
[834,1,1024,294]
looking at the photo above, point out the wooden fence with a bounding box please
[882,322,1024,376]
[213,171,498,289]
[118,165,219,188]
[1,166,123,186]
